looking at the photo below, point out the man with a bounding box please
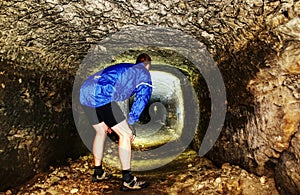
[80,53,152,191]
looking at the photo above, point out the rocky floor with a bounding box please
[4,149,279,195]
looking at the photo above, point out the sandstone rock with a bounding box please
[0,0,299,194]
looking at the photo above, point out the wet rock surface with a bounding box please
[8,149,279,195]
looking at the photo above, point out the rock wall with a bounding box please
[0,0,299,194]
[0,61,88,190]
[248,18,300,194]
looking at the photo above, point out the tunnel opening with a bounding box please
[74,47,211,151]
[130,69,184,150]
[73,48,213,171]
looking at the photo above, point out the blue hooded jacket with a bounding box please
[80,63,153,125]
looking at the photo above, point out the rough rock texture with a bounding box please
[0,0,299,194]
[250,18,300,194]
[15,149,279,195]
[0,64,88,190]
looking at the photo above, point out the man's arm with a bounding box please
[127,83,152,125]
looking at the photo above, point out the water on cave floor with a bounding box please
[13,149,279,195]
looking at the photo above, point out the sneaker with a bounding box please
[120,176,149,191]
[92,171,112,182]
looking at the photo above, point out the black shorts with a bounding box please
[82,102,126,127]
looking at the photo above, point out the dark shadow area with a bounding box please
[0,60,88,191]
[206,37,277,175]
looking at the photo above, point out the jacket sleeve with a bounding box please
[127,82,152,125]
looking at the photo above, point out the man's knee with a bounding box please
[112,121,132,139]
[93,122,108,135]
[116,128,131,139]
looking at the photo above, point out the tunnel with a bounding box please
[129,68,185,148]
[0,0,299,194]
[72,48,202,171]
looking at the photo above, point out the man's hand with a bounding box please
[106,128,112,134]
[129,125,136,136]
[129,124,136,142]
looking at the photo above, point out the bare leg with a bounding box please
[92,122,108,166]
[112,120,149,190]
[111,120,133,170]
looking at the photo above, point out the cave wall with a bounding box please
[0,63,88,190]
[248,18,300,194]
[0,0,299,194]
[206,16,300,195]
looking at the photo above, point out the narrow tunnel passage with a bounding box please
[3,49,279,195]
[101,64,200,171]
[73,49,202,171]
[132,69,184,147]
[1,0,299,194]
